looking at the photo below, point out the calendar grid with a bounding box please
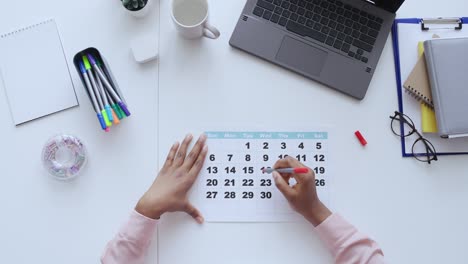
[193,130,331,222]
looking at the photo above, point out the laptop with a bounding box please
[229,0,405,100]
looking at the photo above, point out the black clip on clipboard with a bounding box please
[421,17,464,31]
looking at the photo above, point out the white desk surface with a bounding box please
[1,0,468,263]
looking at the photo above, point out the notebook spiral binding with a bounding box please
[404,86,434,108]
[1,19,54,38]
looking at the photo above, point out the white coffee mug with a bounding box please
[171,0,220,39]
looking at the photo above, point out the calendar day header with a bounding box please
[205,131,328,140]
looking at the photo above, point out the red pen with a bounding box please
[262,167,309,174]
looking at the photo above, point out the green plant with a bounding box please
[121,0,148,11]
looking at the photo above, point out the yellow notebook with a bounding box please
[418,42,438,133]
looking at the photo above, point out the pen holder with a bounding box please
[73,48,130,132]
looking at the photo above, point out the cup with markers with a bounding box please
[73,48,131,132]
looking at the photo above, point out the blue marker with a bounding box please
[79,61,107,131]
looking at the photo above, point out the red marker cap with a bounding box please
[293,168,309,174]
[355,130,367,146]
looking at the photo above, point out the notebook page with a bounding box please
[0,19,77,125]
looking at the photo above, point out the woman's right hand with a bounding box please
[272,156,332,226]
[135,134,208,222]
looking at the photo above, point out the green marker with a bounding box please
[105,88,124,120]
[117,104,127,118]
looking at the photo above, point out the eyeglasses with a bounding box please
[389,111,438,164]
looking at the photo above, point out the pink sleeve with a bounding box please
[315,213,385,264]
[101,210,158,264]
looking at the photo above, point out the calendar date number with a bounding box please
[242,179,254,186]
[242,191,254,199]
[206,191,218,199]
[224,192,236,199]
[260,192,272,199]
[315,179,326,186]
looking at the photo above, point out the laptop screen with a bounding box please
[371,0,405,13]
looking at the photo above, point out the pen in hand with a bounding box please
[262,167,309,174]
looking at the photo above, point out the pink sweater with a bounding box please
[101,211,384,264]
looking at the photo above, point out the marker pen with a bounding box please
[96,58,122,121]
[87,54,131,117]
[83,56,112,128]
[95,69,114,123]
[262,167,309,174]
[103,87,120,125]
[79,61,107,131]
[105,88,125,120]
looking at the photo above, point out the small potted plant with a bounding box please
[121,0,151,18]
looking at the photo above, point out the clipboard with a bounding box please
[391,17,468,157]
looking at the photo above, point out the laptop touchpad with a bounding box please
[276,36,327,76]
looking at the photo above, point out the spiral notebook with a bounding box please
[0,19,78,125]
[403,54,433,108]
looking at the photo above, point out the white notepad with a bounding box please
[0,19,78,125]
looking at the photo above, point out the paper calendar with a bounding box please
[192,130,332,222]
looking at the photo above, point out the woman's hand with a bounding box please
[273,156,331,226]
[135,134,208,223]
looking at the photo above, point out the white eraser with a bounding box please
[131,34,159,63]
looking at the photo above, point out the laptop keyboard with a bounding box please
[252,0,384,64]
